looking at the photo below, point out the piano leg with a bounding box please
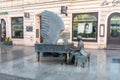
[64,53,68,64]
[37,52,40,61]
[63,53,70,64]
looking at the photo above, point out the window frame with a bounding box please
[72,12,98,42]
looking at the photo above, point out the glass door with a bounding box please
[107,13,120,44]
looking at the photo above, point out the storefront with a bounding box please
[0,0,120,48]
[72,12,98,42]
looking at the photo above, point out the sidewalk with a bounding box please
[0,45,120,80]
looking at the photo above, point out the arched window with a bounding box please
[72,12,98,42]
[110,14,120,39]
[1,19,6,38]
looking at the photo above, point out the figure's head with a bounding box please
[41,10,65,44]
[77,36,82,42]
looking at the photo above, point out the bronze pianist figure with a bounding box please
[69,36,90,67]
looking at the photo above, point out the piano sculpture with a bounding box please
[35,10,74,63]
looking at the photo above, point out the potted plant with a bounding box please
[1,37,13,53]
[3,37,13,45]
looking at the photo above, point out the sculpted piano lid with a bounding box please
[35,10,74,54]
[41,10,64,44]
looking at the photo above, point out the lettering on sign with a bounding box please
[101,0,120,6]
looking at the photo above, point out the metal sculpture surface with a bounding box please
[35,10,74,63]
[41,10,65,44]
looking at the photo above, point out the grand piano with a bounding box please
[35,43,74,63]
[34,10,74,63]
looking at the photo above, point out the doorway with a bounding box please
[36,14,43,43]
[107,12,120,45]
[1,19,6,41]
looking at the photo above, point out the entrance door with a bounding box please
[107,13,120,44]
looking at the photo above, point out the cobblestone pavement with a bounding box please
[0,45,120,80]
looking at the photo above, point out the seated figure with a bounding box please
[69,36,90,67]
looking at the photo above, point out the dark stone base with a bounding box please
[52,53,60,57]
[43,52,52,57]
[43,52,60,57]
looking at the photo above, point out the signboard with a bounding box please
[24,12,30,18]
[26,26,33,32]
[0,12,8,15]
[36,29,39,38]
[101,0,120,6]
[99,24,105,37]
[61,6,68,16]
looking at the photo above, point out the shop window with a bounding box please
[11,17,23,38]
[72,12,98,42]
[110,14,120,39]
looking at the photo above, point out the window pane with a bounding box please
[110,15,120,39]
[11,17,23,38]
[72,13,98,41]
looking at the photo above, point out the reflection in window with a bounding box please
[11,17,23,38]
[72,13,98,41]
[110,15,120,39]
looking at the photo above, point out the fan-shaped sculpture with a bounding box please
[41,10,65,44]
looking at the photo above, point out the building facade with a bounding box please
[0,0,120,48]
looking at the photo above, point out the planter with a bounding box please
[2,41,13,53]
[3,41,13,45]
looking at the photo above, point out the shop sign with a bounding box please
[61,6,68,16]
[36,29,39,38]
[101,0,120,6]
[0,12,8,15]
[24,12,30,18]
[26,26,33,32]
[99,24,105,37]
